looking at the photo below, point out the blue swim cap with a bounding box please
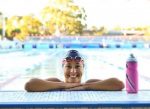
[62,50,84,66]
[66,50,81,58]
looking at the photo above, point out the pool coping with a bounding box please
[0,90,150,108]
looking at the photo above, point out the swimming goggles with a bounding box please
[63,56,83,63]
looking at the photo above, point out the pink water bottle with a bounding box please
[126,54,138,93]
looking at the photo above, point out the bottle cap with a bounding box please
[127,53,137,62]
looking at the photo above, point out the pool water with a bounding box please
[0,48,150,91]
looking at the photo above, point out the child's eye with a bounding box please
[66,65,71,68]
[75,65,80,68]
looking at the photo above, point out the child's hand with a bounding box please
[63,83,82,89]
[65,86,85,91]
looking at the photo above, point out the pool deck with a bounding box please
[0,90,150,108]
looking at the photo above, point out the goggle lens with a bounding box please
[64,56,82,62]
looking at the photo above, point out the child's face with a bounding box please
[63,60,84,83]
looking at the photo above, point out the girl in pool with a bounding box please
[25,50,124,92]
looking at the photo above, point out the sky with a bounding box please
[0,0,150,29]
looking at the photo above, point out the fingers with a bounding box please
[64,83,82,89]
[65,86,85,91]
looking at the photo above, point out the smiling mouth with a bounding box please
[68,74,80,78]
[66,72,81,79]
[70,75,78,78]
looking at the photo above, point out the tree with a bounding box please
[20,15,42,35]
[6,15,42,41]
[6,16,20,40]
[89,26,106,36]
[41,0,86,35]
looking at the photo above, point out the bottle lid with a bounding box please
[127,53,137,62]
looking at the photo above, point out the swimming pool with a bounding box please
[0,48,150,91]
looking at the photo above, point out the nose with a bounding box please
[70,68,77,75]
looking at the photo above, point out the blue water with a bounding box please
[0,48,150,90]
